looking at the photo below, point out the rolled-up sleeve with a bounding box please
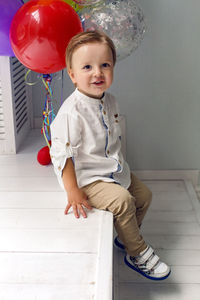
[50,112,81,178]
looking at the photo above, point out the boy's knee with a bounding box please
[113,189,135,215]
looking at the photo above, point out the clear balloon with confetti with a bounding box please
[80,0,146,61]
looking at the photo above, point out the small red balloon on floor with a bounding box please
[37,146,51,165]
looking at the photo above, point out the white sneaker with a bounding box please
[124,245,171,280]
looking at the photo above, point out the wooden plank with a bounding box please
[0,191,66,209]
[0,208,101,229]
[0,284,94,300]
[142,221,200,235]
[144,180,187,192]
[0,252,96,284]
[0,177,61,191]
[185,180,200,224]
[119,283,200,300]
[118,249,200,266]
[119,265,200,284]
[113,247,120,300]
[145,210,196,222]
[143,234,200,250]
[150,191,193,211]
[94,211,113,300]
[0,162,54,177]
[0,228,99,253]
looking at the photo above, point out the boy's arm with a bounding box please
[62,158,92,218]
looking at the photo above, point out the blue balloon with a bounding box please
[0,0,22,56]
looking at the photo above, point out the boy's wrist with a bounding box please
[66,185,79,193]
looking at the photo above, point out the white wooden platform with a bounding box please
[0,130,113,300]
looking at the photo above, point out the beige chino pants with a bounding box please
[82,173,152,257]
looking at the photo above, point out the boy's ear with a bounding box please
[68,68,76,84]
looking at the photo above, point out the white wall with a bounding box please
[31,0,200,172]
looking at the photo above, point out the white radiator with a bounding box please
[0,56,32,154]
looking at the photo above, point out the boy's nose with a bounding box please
[94,67,102,76]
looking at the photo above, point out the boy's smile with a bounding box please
[68,42,114,99]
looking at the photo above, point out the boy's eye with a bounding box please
[83,65,91,70]
[102,63,110,68]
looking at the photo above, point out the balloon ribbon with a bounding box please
[41,74,55,149]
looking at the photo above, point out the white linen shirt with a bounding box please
[50,89,131,190]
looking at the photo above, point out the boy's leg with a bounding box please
[82,180,147,257]
[128,173,152,227]
[124,175,170,280]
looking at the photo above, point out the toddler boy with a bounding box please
[50,31,171,280]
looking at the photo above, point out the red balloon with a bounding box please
[37,146,51,165]
[9,0,83,74]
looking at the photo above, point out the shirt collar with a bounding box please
[75,88,105,105]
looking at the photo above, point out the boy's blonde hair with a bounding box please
[65,31,116,70]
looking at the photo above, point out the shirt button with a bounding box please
[66,142,70,147]
[119,160,122,164]
[107,150,110,155]
[58,166,61,171]
[115,120,119,123]
[101,100,104,105]
[108,130,111,135]
[114,114,118,118]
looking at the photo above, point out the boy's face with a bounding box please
[68,42,114,99]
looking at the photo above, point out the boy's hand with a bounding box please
[64,187,92,218]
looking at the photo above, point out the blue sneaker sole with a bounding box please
[124,255,171,281]
[114,237,125,251]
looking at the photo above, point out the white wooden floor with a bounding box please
[113,179,200,300]
[1,130,200,300]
